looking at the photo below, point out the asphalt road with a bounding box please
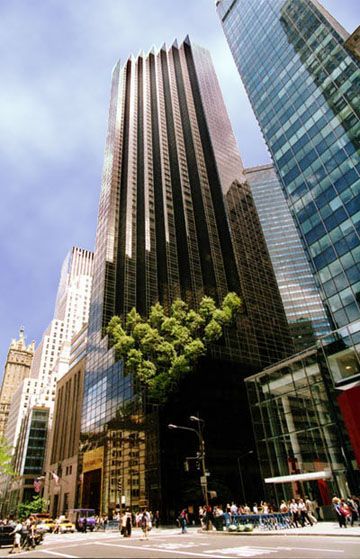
[0,529,359,558]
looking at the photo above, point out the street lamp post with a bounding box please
[168,415,209,507]
[237,450,254,505]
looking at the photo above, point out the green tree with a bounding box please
[107,292,241,402]
[17,496,48,520]
[0,437,14,476]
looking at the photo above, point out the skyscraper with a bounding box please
[245,164,331,350]
[0,329,34,440]
[216,0,360,329]
[30,247,93,412]
[82,37,293,515]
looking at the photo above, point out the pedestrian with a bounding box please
[289,499,300,527]
[178,508,188,534]
[305,496,317,524]
[140,508,151,540]
[224,507,231,529]
[53,516,61,534]
[8,520,23,554]
[125,509,132,537]
[339,498,351,525]
[332,497,347,527]
[154,510,160,529]
[346,496,358,527]
[199,506,205,529]
[279,500,288,513]
[298,498,313,526]
[24,516,37,550]
[204,505,213,531]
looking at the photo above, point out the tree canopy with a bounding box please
[18,496,47,520]
[107,292,241,402]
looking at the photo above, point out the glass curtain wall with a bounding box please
[246,349,357,506]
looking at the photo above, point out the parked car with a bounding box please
[0,525,14,548]
[59,519,75,533]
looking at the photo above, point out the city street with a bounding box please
[0,528,359,559]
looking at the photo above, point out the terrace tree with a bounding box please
[107,292,242,402]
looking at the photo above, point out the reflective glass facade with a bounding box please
[245,164,331,350]
[245,344,359,509]
[217,0,360,329]
[6,407,49,512]
[82,37,294,514]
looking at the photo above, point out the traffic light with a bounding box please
[184,460,189,472]
[117,479,122,492]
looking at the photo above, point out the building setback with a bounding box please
[245,164,331,351]
[30,247,93,416]
[216,0,360,330]
[82,37,293,516]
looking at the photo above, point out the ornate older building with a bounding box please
[0,328,34,440]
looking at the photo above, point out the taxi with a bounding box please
[59,519,75,533]
[37,518,56,533]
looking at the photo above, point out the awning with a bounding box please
[265,470,332,484]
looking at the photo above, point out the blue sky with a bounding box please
[0,0,359,377]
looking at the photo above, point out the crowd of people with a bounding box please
[113,507,159,539]
[1,493,358,550]
[0,516,43,554]
[191,494,360,530]
[196,498,319,530]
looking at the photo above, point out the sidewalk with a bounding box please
[200,522,360,537]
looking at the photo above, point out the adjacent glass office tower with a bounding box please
[217,0,360,329]
[82,37,293,515]
[245,339,358,508]
[245,164,331,351]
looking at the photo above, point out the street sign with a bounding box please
[200,476,207,485]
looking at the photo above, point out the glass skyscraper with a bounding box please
[81,37,293,515]
[245,164,331,350]
[217,0,360,330]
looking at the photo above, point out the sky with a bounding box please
[0,0,359,378]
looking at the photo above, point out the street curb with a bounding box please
[198,529,360,538]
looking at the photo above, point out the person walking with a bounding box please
[346,496,358,527]
[125,509,132,537]
[179,508,188,534]
[154,510,160,529]
[289,499,300,527]
[305,496,317,524]
[333,497,347,527]
[140,508,151,540]
[204,505,213,531]
[8,520,23,554]
[298,498,313,526]
[23,517,37,550]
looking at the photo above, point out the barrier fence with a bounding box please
[212,512,293,531]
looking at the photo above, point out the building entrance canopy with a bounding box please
[265,471,332,484]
